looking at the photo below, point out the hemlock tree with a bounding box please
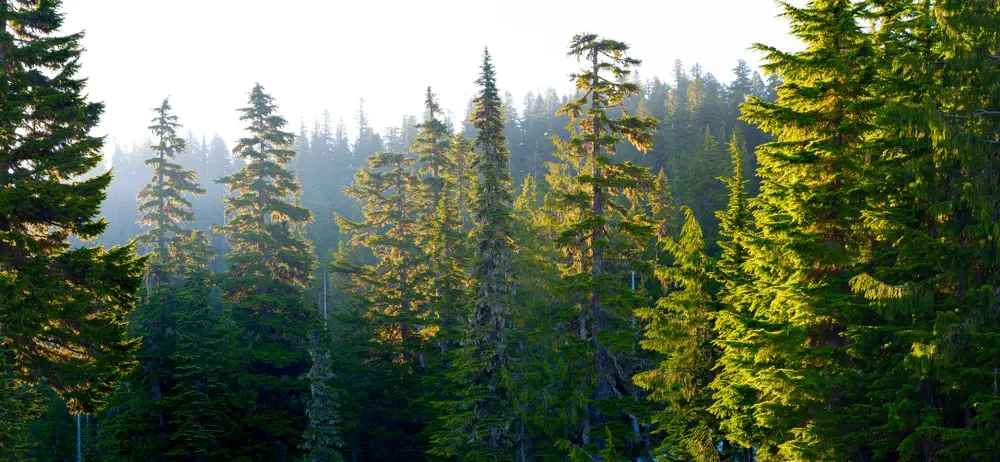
[635,207,720,461]
[134,97,205,288]
[552,33,659,455]
[300,330,344,462]
[336,150,432,457]
[431,48,519,460]
[100,101,226,459]
[708,132,757,461]
[0,0,143,414]
[100,232,237,461]
[720,0,879,459]
[215,84,317,460]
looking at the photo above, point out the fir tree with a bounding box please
[216,84,317,460]
[134,97,206,288]
[0,0,143,413]
[552,33,659,454]
[336,150,432,457]
[432,48,518,460]
[300,330,345,462]
[708,132,758,461]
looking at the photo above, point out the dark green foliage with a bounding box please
[549,33,660,457]
[300,330,344,462]
[431,48,518,460]
[99,258,238,461]
[14,8,1000,461]
[0,0,143,414]
[336,149,433,458]
[215,84,317,460]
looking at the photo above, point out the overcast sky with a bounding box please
[61,0,804,153]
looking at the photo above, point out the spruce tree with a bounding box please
[431,48,518,460]
[552,33,659,454]
[216,84,317,460]
[0,0,143,413]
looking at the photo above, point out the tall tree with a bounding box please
[720,1,879,459]
[552,33,659,455]
[336,150,432,458]
[708,132,757,461]
[134,97,205,288]
[300,330,345,462]
[0,0,143,414]
[432,48,518,460]
[216,84,317,460]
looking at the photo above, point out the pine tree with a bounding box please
[134,97,206,288]
[216,83,317,460]
[431,48,518,460]
[552,33,659,454]
[0,0,143,414]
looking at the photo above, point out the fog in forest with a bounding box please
[3,0,999,461]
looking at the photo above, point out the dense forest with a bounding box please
[2,0,999,461]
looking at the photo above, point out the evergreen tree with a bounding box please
[708,132,758,461]
[719,1,879,459]
[300,330,345,462]
[336,150,432,458]
[635,208,718,461]
[412,86,454,211]
[216,84,317,460]
[0,0,143,414]
[432,48,518,460]
[0,349,43,458]
[551,33,659,455]
[134,97,206,288]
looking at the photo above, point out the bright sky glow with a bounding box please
[61,0,804,153]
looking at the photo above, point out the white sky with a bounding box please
[61,0,804,153]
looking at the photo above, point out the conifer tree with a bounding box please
[336,150,432,457]
[432,48,518,460]
[300,330,344,462]
[720,1,879,459]
[854,1,1000,459]
[0,0,143,413]
[708,132,758,460]
[216,84,317,460]
[412,87,454,212]
[135,97,206,287]
[635,207,719,461]
[552,33,659,454]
